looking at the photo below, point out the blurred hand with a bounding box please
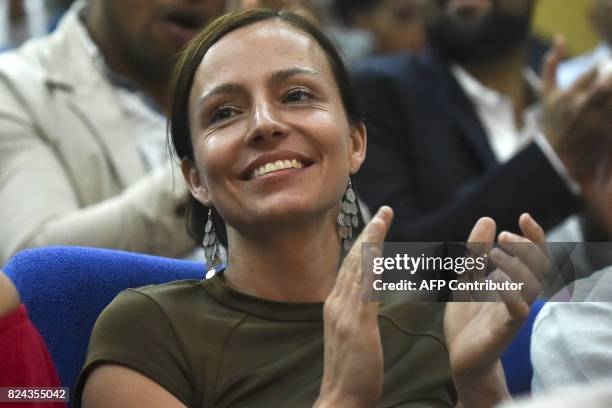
[583,158,612,234]
[445,214,548,408]
[315,207,394,408]
[541,36,612,190]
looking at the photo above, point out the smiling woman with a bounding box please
[75,8,548,408]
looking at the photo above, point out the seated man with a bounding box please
[0,270,66,407]
[352,0,612,271]
[531,265,612,391]
[331,0,426,57]
[0,0,226,264]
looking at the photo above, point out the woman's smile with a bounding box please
[250,159,304,179]
[242,150,314,180]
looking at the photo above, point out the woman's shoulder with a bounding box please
[77,278,239,407]
[122,278,206,304]
[94,276,254,351]
[76,281,203,408]
[99,279,205,319]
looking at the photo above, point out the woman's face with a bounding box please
[183,20,366,232]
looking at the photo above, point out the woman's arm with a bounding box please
[82,365,187,408]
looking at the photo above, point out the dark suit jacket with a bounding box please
[351,49,582,243]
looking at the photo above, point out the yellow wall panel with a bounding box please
[533,0,600,56]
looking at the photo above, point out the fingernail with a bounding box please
[376,206,392,220]
[528,215,538,227]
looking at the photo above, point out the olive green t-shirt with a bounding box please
[75,274,456,407]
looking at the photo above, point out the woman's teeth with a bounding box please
[251,159,304,178]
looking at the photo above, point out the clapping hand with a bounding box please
[315,207,394,408]
[445,214,548,408]
[316,210,547,408]
[541,36,612,189]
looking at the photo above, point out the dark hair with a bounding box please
[168,8,363,246]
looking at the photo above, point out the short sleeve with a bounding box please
[531,302,612,391]
[74,289,193,407]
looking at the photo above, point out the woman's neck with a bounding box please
[224,210,342,303]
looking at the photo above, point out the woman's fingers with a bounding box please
[489,269,531,324]
[335,206,393,297]
[518,213,547,254]
[318,207,392,407]
[361,246,383,303]
[498,231,548,283]
[490,247,541,304]
[456,217,496,300]
[467,217,497,244]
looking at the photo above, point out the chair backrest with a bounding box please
[4,246,203,392]
[501,300,546,395]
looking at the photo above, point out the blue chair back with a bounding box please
[501,300,545,395]
[4,246,203,392]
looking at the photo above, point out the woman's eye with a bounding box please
[210,106,237,124]
[284,88,312,103]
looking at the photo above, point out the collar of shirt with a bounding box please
[451,62,582,200]
[71,5,169,172]
[450,63,541,163]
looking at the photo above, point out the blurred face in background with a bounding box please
[357,0,426,54]
[92,0,227,80]
[425,0,534,64]
[229,0,321,23]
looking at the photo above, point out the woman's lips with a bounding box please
[250,159,305,179]
[247,164,310,184]
[242,150,314,180]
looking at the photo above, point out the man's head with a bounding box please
[425,0,535,65]
[87,0,227,81]
[333,0,426,54]
[591,0,612,46]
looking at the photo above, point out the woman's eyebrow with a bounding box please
[269,67,322,85]
[196,83,244,110]
[195,68,322,110]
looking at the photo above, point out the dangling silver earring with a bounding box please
[338,178,359,252]
[203,207,222,277]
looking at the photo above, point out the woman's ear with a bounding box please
[181,159,211,205]
[348,121,367,174]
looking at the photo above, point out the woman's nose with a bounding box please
[245,100,289,145]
